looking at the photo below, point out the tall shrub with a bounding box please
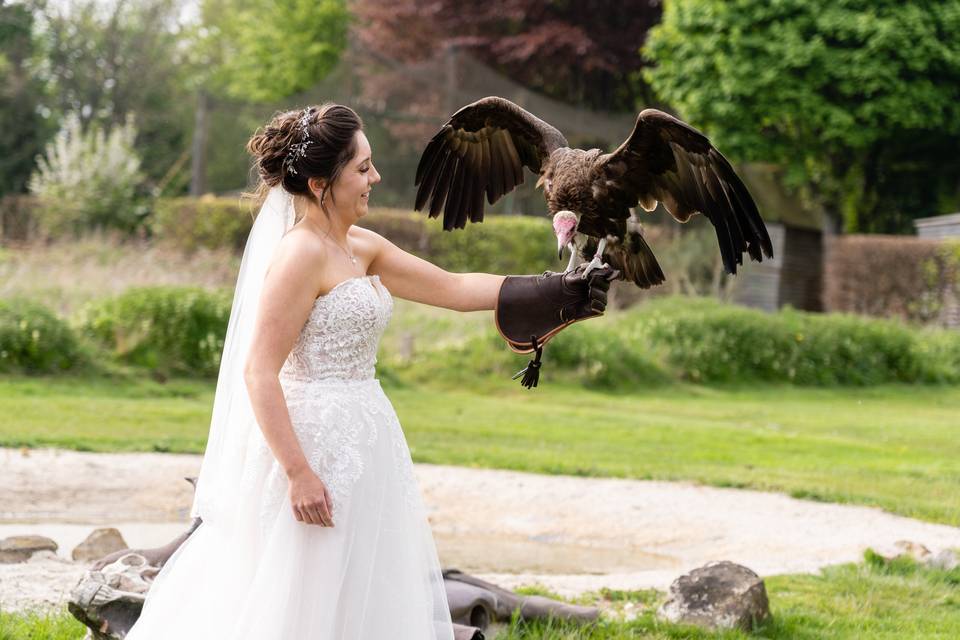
[75,286,231,377]
[0,298,89,374]
[28,112,148,238]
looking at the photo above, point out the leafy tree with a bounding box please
[31,0,194,194]
[356,0,663,113]
[643,0,960,234]
[0,1,52,196]
[182,0,351,193]
[195,0,350,103]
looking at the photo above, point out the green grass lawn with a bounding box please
[1,373,958,526]
[3,552,959,639]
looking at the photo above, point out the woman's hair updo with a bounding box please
[246,103,364,216]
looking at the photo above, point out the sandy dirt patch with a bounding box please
[3,446,959,613]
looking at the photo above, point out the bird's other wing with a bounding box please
[414,96,568,230]
[597,109,774,275]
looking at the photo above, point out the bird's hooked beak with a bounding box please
[557,236,565,260]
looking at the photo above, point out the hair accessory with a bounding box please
[283,107,314,175]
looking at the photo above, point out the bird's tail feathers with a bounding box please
[594,230,665,289]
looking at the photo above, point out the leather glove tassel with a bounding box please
[495,263,619,388]
[511,334,543,388]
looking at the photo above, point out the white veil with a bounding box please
[189,185,295,528]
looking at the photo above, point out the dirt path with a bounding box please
[3,446,960,613]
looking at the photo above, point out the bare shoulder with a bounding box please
[277,225,331,266]
[267,226,331,295]
[351,224,386,245]
[350,225,388,262]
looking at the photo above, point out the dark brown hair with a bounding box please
[245,103,364,219]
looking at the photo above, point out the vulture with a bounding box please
[413,96,774,287]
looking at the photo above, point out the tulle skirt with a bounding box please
[126,377,454,639]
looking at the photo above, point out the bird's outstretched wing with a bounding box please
[414,96,568,230]
[597,109,773,275]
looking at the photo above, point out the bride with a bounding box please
[125,103,614,639]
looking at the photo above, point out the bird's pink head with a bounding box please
[553,210,578,242]
[552,210,578,258]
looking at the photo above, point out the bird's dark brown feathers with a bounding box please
[584,228,665,289]
[416,143,446,212]
[446,157,466,229]
[598,109,773,275]
[429,151,454,218]
[487,135,506,203]
[414,97,568,230]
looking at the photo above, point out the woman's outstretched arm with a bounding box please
[364,227,505,312]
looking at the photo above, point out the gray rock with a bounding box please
[72,528,128,563]
[0,534,59,564]
[926,548,959,571]
[657,561,771,632]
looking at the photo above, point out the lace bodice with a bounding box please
[279,275,392,382]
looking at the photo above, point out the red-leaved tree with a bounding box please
[354,0,662,113]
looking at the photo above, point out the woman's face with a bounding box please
[326,130,380,220]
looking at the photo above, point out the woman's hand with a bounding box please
[287,466,335,527]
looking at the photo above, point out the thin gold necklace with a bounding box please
[303,206,360,267]
[329,234,359,266]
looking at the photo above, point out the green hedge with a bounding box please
[74,287,231,378]
[0,298,89,374]
[389,295,960,388]
[621,297,960,385]
[360,207,558,275]
[6,289,959,387]
[150,198,558,275]
[537,322,667,389]
[421,214,557,274]
[151,196,254,253]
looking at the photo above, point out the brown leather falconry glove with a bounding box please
[495,263,620,388]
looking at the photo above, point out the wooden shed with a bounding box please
[728,163,826,313]
[914,212,960,327]
[914,212,960,240]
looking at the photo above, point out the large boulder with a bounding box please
[657,561,771,632]
[0,535,59,563]
[72,528,128,563]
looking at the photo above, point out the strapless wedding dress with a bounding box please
[126,275,454,639]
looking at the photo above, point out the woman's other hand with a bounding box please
[287,466,335,527]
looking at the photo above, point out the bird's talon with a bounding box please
[580,258,603,280]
